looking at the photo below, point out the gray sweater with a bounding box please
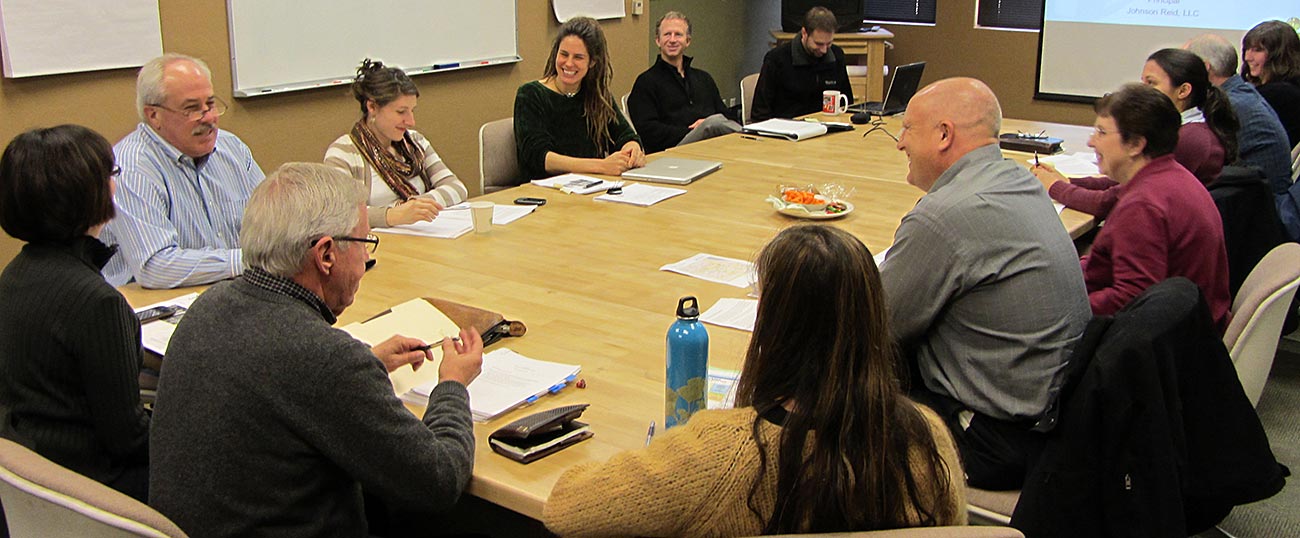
[149,277,474,538]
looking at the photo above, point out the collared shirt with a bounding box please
[100,123,265,289]
[243,267,336,325]
[881,144,1091,421]
[1218,75,1300,240]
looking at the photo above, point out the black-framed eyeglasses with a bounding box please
[331,233,380,253]
[149,96,229,122]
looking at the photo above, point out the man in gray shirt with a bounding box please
[882,78,1090,490]
[150,163,484,537]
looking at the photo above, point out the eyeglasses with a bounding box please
[110,166,122,178]
[1090,126,1117,138]
[332,233,380,253]
[149,96,228,122]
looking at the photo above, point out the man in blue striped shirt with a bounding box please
[100,53,265,288]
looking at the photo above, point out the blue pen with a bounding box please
[645,420,656,446]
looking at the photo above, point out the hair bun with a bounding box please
[357,58,385,79]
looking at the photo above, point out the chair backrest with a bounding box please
[753,526,1024,538]
[619,92,637,134]
[740,73,760,124]
[1223,242,1300,406]
[965,487,1020,526]
[478,117,521,195]
[0,439,187,538]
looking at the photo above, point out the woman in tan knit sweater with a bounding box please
[543,225,965,537]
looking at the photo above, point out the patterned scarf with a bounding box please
[348,120,432,201]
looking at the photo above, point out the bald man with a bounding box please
[880,78,1090,490]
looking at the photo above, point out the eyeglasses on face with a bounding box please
[149,96,229,122]
[329,233,380,253]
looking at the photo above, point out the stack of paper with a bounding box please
[374,204,536,239]
[1039,152,1100,177]
[531,174,623,194]
[700,298,757,332]
[742,118,828,141]
[136,292,201,356]
[660,253,756,288]
[594,182,686,206]
[402,348,581,422]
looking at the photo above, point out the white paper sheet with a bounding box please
[1039,152,1101,177]
[700,298,757,332]
[136,293,201,356]
[406,348,581,422]
[660,253,756,288]
[594,183,687,206]
[552,0,625,21]
[0,0,162,77]
[373,204,535,239]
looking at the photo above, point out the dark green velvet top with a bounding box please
[513,80,640,181]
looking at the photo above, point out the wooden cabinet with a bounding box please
[770,29,894,102]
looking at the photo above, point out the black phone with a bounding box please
[136,305,179,324]
[514,197,547,206]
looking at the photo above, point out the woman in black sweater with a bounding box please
[0,125,150,501]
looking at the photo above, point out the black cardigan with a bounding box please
[628,55,737,153]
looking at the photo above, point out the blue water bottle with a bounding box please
[666,296,709,429]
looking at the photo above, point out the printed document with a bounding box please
[660,253,756,288]
[701,298,757,332]
[594,182,687,206]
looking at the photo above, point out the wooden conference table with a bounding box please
[122,114,1094,521]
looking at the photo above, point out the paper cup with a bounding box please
[470,201,494,233]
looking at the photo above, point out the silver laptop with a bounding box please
[850,61,926,116]
[621,157,722,185]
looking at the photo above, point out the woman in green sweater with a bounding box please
[514,16,644,181]
[543,225,965,537]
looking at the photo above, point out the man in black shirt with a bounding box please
[628,11,741,153]
[751,6,853,122]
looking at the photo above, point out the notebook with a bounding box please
[850,61,926,117]
[621,158,721,185]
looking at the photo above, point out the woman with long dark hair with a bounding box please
[1242,20,1300,146]
[1035,48,1239,218]
[324,59,468,227]
[0,125,151,501]
[543,225,964,537]
[513,16,644,181]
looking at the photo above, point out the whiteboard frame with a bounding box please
[224,0,520,98]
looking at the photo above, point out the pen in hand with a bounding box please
[414,336,461,352]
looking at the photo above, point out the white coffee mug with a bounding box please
[470,201,494,233]
[822,90,848,115]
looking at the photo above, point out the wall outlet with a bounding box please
[632,0,644,16]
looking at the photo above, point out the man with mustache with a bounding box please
[100,53,265,288]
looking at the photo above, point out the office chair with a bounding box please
[0,438,187,538]
[740,73,760,124]
[1222,242,1300,406]
[619,93,637,134]
[478,117,522,195]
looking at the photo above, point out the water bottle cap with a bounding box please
[676,296,700,319]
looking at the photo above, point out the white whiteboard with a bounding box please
[0,0,162,78]
[226,0,519,97]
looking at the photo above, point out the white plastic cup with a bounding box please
[470,201,494,233]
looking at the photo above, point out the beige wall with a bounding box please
[881,3,1094,126]
[0,0,650,267]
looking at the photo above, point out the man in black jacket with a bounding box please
[751,6,853,122]
[628,11,741,153]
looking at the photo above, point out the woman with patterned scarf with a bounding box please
[325,59,468,227]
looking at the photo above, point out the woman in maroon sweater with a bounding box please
[1034,49,1239,218]
[1080,84,1231,333]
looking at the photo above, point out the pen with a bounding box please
[741,135,759,141]
[414,336,460,352]
[645,420,656,447]
[1034,151,1040,168]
